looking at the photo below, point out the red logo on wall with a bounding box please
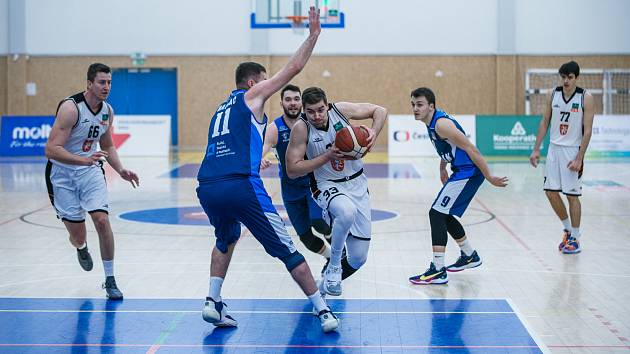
[110,126,130,149]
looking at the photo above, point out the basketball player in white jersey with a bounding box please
[530,61,594,254]
[45,63,139,299]
[285,87,387,296]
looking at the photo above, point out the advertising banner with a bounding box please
[589,115,630,157]
[0,116,55,156]
[388,114,475,157]
[475,115,548,156]
[112,115,171,157]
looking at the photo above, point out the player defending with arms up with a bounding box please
[285,87,387,297]
[196,8,339,332]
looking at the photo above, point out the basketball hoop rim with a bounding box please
[285,15,308,27]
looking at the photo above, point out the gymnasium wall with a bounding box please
[11,0,630,56]
[0,57,6,115]
[0,0,7,115]
[0,0,7,55]
[2,0,629,149]
[514,0,630,55]
[4,54,629,150]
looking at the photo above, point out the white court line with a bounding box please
[1,263,628,279]
[506,298,551,354]
[0,309,515,314]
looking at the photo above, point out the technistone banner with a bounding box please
[589,115,630,157]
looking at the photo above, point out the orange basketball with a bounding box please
[335,125,370,158]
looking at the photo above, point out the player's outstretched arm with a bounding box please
[245,6,321,118]
[435,119,508,187]
[45,101,105,166]
[285,120,342,178]
[335,102,388,150]
[99,109,139,188]
[530,91,553,168]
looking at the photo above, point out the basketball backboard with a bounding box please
[251,0,344,29]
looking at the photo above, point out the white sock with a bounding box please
[561,218,571,231]
[208,276,224,301]
[458,239,474,256]
[433,252,445,269]
[571,227,581,239]
[77,243,87,250]
[102,260,114,277]
[308,290,328,313]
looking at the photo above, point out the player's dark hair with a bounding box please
[559,61,580,77]
[302,87,328,107]
[281,84,301,99]
[235,62,267,89]
[87,63,111,82]
[411,87,436,106]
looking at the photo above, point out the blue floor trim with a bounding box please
[0,298,542,353]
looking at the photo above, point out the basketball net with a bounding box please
[288,16,307,35]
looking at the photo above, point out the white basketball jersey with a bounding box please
[304,103,364,183]
[549,86,585,147]
[51,92,111,170]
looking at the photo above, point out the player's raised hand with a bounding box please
[487,175,509,187]
[120,169,140,188]
[308,6,321,37]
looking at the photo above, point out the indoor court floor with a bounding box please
[1,152,629,353]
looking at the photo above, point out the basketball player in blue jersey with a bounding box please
[408,87,508,285]
[45,63,139,299]
[196,7,339,332]
[260,85,333,267]
[530,61,594,254]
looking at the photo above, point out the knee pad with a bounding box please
[299,230,325,254]
[445,215,465,239]
[429,208,449,247]
[311,218,332,236]
[279,251,306,272]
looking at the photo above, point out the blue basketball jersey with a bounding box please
[274,116,310,200]
[198,90,268,183]
[427,110,476,173]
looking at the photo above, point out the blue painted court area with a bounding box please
[165,163,422,179]
[0,298,543,353]
[119,205,398,226]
